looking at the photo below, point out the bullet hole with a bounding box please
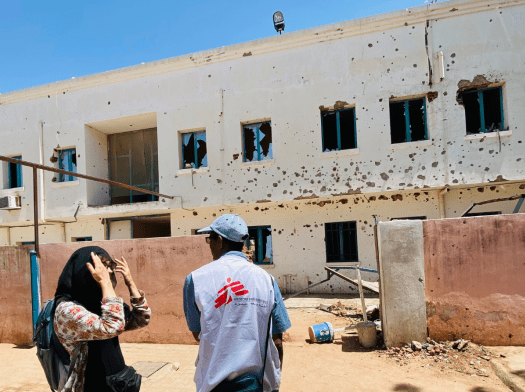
[413,64,417,68]
[375,161,381,166]
[233,154,239,160]
[192,211,198,216]
[108,102,110,105]
[368,43,373,47]
[417,175,426,180]
[484,167,490,171]
[380,173,389,180]
[477,188,484,193]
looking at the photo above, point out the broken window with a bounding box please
[74,237,92,242]
[325,221,358,263]
[245,226,273,264]
[58,148,77,182]
[461,87,504,134]
[181,131,207,169]
[243,121,272,162]
[321,108,357,152]
[389,98,427,144]
[7,155,23,189]
[108,128,159,205]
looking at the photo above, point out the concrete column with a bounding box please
[378,220,427,347]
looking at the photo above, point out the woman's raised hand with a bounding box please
[115,257,141,298]
[114,257,133,284]
[87,252,112,285]
[87,253,116,298]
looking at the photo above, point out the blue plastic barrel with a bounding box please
[308,322,334,343]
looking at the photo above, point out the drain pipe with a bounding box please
[38,121,47,224]
[438,187,449,219]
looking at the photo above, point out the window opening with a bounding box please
[74,237,92,242]
[243,122,272,162]
[464,211,501,217]
[58,148,77,182]
[108,128,159,205]
[245,226,273,264]
[321,108,357,152]
[8,155,23,189]
[389,98,427,144]
[390,216,427,221]
[461,87,504,134]
[182,131,207,169]
[325,221,358,263]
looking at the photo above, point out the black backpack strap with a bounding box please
[260,276,274,387]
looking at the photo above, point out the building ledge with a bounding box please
[389,140,433,151]
[0,187,25,196]
[321,148,360,159]
[241,159,275,169]
[177,167,210,176]
[465,130,512,141]
[51,180,80,188]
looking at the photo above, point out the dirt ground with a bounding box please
[279,297,509,392]
[0,296,511,392]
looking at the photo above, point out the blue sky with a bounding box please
[0,0,438,94]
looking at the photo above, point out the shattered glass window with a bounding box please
[321,108,357,152]
[461,87,504,135]
[389,98,427,144]
[182,131,208,169]
[245,226,273,264]
[325,221,358,263]
[243,122,272,162]
[58,148,77,182]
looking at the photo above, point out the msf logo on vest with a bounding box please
[215,277,249,308]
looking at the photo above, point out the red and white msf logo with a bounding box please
[215,277,249,308]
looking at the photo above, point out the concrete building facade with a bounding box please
[1,0,524,293]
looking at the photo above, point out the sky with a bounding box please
[0,0,441,94]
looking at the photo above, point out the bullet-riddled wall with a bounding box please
[1,0,525,293]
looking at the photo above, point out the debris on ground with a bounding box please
[378,337,498,377]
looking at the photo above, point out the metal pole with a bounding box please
[33,167,39,257]
[30,250,41,329]
[357,263,368,323]
[0,155,174,200]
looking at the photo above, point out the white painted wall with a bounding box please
[0,0,524,292]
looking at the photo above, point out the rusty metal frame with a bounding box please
[0,155,176,256]
[460,194,525,217]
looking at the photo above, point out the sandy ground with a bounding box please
[0,296,511,392]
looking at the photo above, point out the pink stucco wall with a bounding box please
[0,245,33,345]
[424,214,525,345]
[39,236,212,345]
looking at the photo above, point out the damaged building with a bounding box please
[1,0,524,293]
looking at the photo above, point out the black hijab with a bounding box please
[55,246,125,391]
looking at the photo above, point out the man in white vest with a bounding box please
[183,214,291,392]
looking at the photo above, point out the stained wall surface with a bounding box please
[424,214,525,345]
[0,246,32,345]
[39,236,212,344]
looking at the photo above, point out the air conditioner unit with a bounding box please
[0,196,21,210]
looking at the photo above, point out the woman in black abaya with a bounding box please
[53,246,151,392]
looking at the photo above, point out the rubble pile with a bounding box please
[379,338,496,376]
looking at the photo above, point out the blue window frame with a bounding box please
[461,86,504,134]
[325,221,358,263]
[181,131,207,169]
[243,121,273,162]
[8,156,23,189]
[321,107,357,152]
[389,97,428,144]
[245,226,273,264]
[58,148,77,182]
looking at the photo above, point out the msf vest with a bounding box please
[192,253,281,392]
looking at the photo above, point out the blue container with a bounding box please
[308,322,334,343]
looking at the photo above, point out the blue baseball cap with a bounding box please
[198,214,249,243]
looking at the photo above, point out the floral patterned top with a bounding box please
[54,291,151,392]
